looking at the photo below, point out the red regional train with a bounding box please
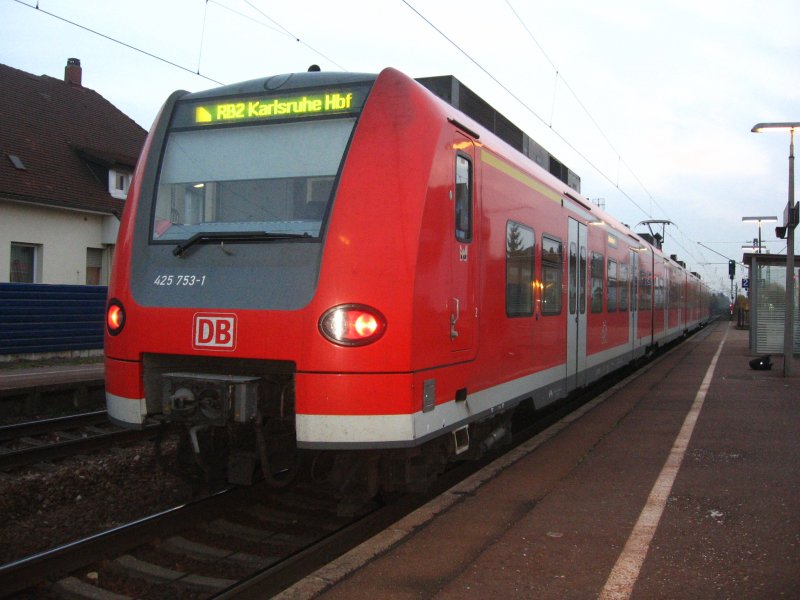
[105,67,710,501]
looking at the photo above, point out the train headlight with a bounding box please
[106,299,126,336]
[319,304,386,346]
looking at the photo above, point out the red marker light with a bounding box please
[106,300,125,335]
[319,304,386,346]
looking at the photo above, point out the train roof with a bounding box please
[412,75,700,275]
[172,68,698,279]
[181,70,378,101]
[177,68,581,198]
[416,75,581,195]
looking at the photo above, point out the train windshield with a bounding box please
[151,117,355,242]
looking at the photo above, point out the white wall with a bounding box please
[0,199,116,285]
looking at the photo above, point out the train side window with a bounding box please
[619,262,629,312]
[579,247,587,314]
[590,252,604,313]
[639,269,652,310]
[607,258,618,312]
[506,221,535,317]
[655,276,665,309]
[455,154,472,243]
[569,242,577,315]
[541,235,562,315]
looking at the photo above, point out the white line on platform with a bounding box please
[599,326,729,600]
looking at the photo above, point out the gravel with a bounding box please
[0,438,194,565]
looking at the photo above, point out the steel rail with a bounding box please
[0,410,109,441]
[0,425,159,471]
[0,486,239,598]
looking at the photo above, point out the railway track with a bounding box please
[0,482,381,599]
[0,411,158,471]
[0,326,713,599]
[0,372,637,599]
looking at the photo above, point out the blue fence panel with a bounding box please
[0,283,107,354]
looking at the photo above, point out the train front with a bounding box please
[104,70,414,487]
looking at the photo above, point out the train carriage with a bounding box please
[105,67,710,499]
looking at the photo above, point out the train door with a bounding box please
[449,134,477,355]
[567,218,587,390]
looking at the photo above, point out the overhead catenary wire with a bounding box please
[501,1,719,281]
[502,0,675,225]
[197,0,210,75]
[12,0,224,85]
[236,0,347,71]
[400,0,654,221]
[12,0,724,287]
[420,0,714,283]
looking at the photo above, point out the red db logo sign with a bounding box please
[193,313,237,351]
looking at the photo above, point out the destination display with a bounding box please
[172,86,369,128]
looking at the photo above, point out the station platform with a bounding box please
[280,321,800,599]
[0,359,103,391]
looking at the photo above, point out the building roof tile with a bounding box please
[0,61,146,215]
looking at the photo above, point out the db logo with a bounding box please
[193,313,237,351]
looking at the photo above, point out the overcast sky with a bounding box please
[2,0,798,294]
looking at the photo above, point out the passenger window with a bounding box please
[639,269,652,310]
[506,221,534,317]
[569,242,577,315]
[455,155,472,242]
[619,263,629,312]
[579,247,587,314]
[541,235,562,315]
[607,259,618,312]
[590,252,604,313]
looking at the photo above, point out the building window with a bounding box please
[86,247,103,285]
[10,243,41,283]
[541,235,562,315]
[8,154,26,170]
[109,169,132,199]
[506,221,534,317]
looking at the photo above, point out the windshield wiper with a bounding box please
[173,231,311,257]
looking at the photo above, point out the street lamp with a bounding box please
[751,122,799,376]
[742,216,777,254]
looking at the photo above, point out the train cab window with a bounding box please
[151,117,356,242]
[541,235,562,315]
[590,252,604,313]
[455,154,473,243]
[506,221,534,317]
[607,258,618,312]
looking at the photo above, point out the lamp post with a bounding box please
[742,216,777,254]
[751,122,799,376]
